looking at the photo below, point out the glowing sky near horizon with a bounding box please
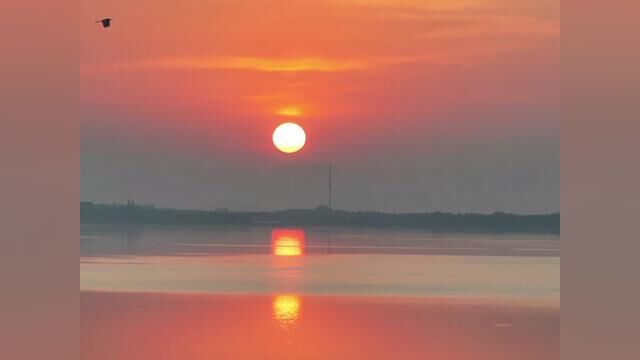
[81,0,559,213]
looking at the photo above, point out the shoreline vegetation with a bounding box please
[80,202,560,234]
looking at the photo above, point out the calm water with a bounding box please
[81,292,559,360]
[81,225,559,301]
[80,225,559,359]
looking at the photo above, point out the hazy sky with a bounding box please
[81,0,559,213]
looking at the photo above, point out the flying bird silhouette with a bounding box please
[96,18,112,28]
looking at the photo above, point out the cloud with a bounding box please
[81,51,489,75]
[332,0,483,12]
[82,56,368,73]
[333,0,559,18]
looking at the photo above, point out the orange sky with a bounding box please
[81,0,559,212]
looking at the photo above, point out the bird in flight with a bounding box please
[96,18,112,28]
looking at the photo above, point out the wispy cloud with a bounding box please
[82,52,484,75]
[82,56,368,73]
[332,0,483,12]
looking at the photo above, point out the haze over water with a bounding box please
[81,225,558,300]
[81,225,559,359]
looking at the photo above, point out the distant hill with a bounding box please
[80,202,560,234]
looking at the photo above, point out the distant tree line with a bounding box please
[80,202,560,234]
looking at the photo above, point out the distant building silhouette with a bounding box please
[314,205,332,213]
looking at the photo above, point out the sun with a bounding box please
[273,122,306,154]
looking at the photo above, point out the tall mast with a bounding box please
[329,163,332,209]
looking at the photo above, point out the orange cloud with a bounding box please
[82,56,367,73]
[277,106,302,117]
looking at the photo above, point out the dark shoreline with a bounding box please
[81,202,560,235]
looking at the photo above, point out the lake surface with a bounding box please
[80,225,559,359]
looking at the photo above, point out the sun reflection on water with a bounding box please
[272,295,301,329]
[271,229,304,257]
[271,229,304,329]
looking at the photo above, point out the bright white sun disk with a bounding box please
[273,122,306,154]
